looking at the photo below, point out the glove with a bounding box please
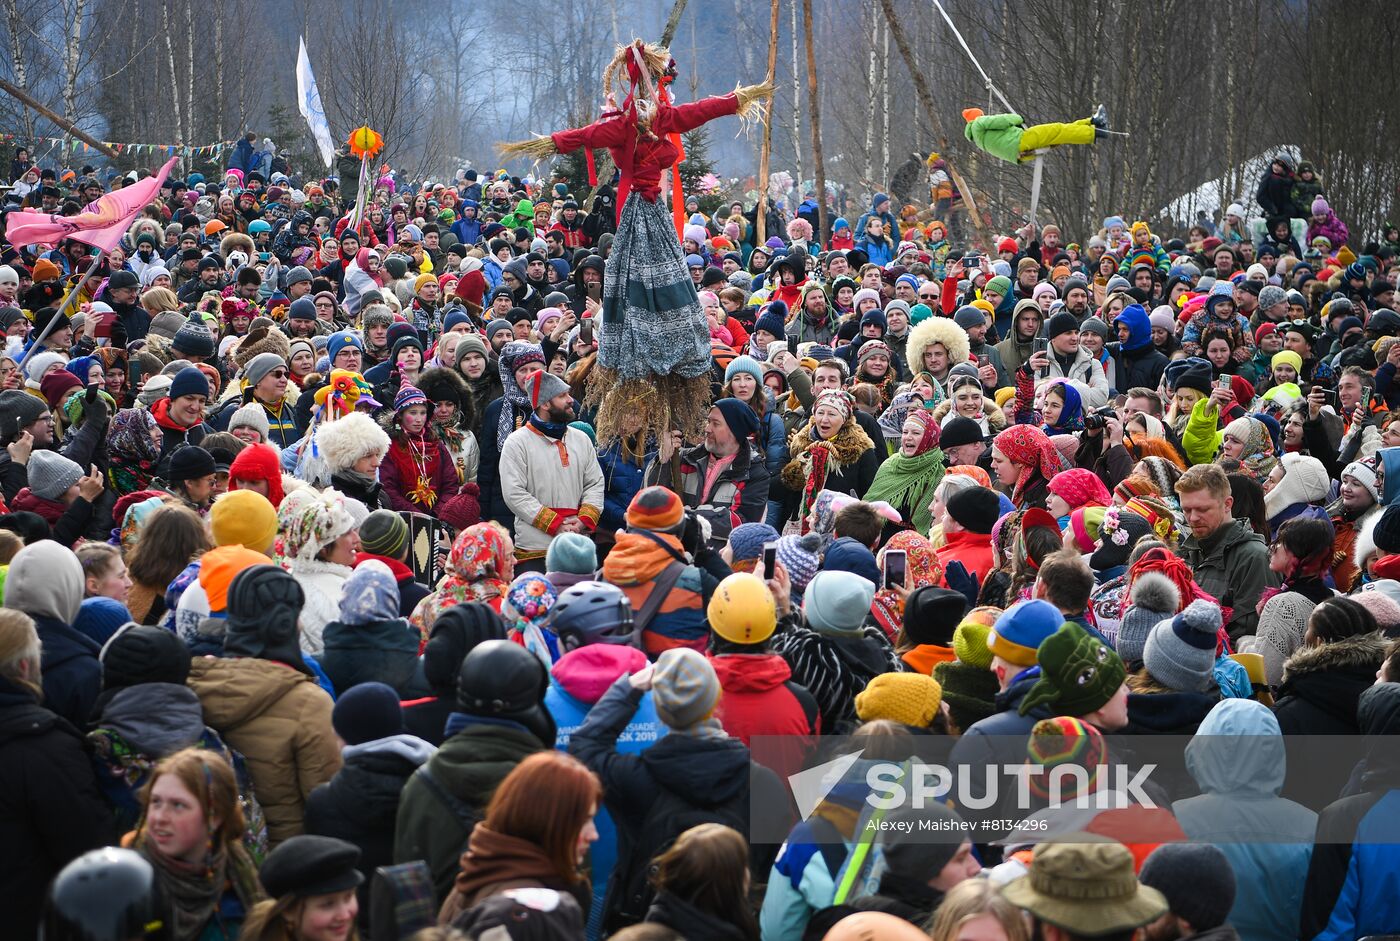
[944,561,981,608]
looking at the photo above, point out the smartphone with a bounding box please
[977,354,990,368]
[787,334,799,356]
[1361,390,1373,413]
[580,318,593,343]
[1217,375,1231,390]
[1033,337,1049,355]
[963,254,980,269]
[883,549,907,591]
[761,542,778,581]
[1323,389,1338,410]
[586,281,602,302]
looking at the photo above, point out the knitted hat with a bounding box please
[651,647,721,729]
[953,305,986,330]
[171,318,216,358]
[1139,843,1236,932]
[940,416,986,450]
[228,402,270,441]
[331,681,404,746]
[1115,572,1180,664]
[1019,622,1127,717]
[1341,461,1380,504]
[359,510,409,559]
[26,449,84,501]
[1026,716,1106,800]
[209,489,278,552]
[1089,508,1156,572]
[901,586,968,648]
[724,355,765,387]
[39,371,82,409]
[99,624,191,688]
[988,599,1064,667]
[857,339,891,367]
[728,522,780,564]
[393,377,428,412]
[753,308,786,342]
[776,533,822,594]
[1046,311,1079,340]
[338,560,401,626]
[168,365,210,401]
[73,597,133,646]
[713,396,760,440]
[803,570,876,635]
[242,352,287,389]
[198,545,274,615]
[855,673,943,727]
[985,275,1011,297]
[545,532,597,576]
[626,486,685,532]
[167,445,216,484]
[945,486,1002,534]
[952,610,999,669]
[1143,600,1221,693]
[525,368,570,410]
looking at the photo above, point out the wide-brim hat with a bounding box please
[1001,834,1167,935]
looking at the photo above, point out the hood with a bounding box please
[550,645,648,705]
[1281,633,1386,693]
[1382,449,1400,506]
[7,540,82,623]
[429,723,544,796]
[1359,682,1400,782]
[647,891,749,941]
[640,734,750,805]
[710,652,793,694]
[1113,304,1152,352]
[187,656,315,728]
[342,731,437,766]
[1125,688,1220,734]
[600,531,683,587]
[97,683,206,756]
[1184,698,1286,797]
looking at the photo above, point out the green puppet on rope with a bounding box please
[961,105,1119,164]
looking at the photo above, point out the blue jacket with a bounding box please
[451,202,481,246]
[34,614,100,731]
[597,439,650,533]
[1173,699,1316,941]
[854,236,894,267]
[853,193,900,245]
[947,668,1048,820]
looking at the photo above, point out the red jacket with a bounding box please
[709,652,818,781]
[935,529,996,587]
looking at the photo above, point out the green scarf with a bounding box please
[863,447,947,535]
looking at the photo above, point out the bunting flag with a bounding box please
[4,157,178,251]
[2,133,236,159]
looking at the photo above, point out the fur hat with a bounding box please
[416,366,470,413]
[905,316,970,373]
[219,231,255,259]
[233,323,292,371]
[315,412,390,475]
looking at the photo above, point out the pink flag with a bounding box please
[4,157,178,253]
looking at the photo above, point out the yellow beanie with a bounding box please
[1271,350,1303,374]
[414,272,436,294]
[994,387,1016,408]
[209,489,278,553]
[855,672,943,728]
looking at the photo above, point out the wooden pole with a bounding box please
[801,0,827,247]
[0,78,119,159]
[659,0,690,46]
[755,0,780,247]
[871,0,992,251]
[16,249,106,366]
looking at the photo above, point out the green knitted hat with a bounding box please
[952,615,996,671]
[1019,622,1127,717]
[934,659,1000,730]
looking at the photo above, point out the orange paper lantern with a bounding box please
[348,126,384,159]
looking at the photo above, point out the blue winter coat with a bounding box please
[597,440,651,533]
[1173,699,1316,941]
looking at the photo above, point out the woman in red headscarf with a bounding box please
[991,424,1071,509]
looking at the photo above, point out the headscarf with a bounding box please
[1042,379,1084,433]
[1047,468,1111,511]
[864,410,946,535]
[105,408,161,496]
[871,531,943,637]
[877,390,927,443]
[413,522,515,639]
[496,341,545,444]
[993,424,1071,507]
[946,464,992,488]
[808,489,844,549]
[1122,495,1178,543]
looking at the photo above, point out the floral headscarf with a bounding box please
[872,530,943,640]
[503,572,560,668]
[106,408,161,496]
[946,464,992,488]
[993,424,1071,507]
[411,521,515,641]
[277,488,355,562]
[1047,468,1111,511]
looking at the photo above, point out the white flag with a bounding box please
[296,37,336,169]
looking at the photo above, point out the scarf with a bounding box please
[415,523,513,638]
[142,842,262,941]
[496,341,545,445]
[1043,379,1085,433]
[864,447,946,535]
[782,417,875,530]
[993,424,1071,507]
[106,407,161,496]
[452,825,581,909]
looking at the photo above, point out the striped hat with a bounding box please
[393,377,427,412]
[652,648,721,729]
[987,599,1063,667]
[1026,716,1105,800]
[625,486,684,533]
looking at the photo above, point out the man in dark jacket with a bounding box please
[1174,464,1275,640]
[647,398,770,545]
[306,682,436,929]
[571,647,770,933]
[393,639,551,901]
[400,603,506,746]
[99,269,149,344]
[0,608,114,939]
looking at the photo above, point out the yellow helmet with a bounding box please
[707,572,777,645]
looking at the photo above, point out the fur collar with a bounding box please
[1281,632,1386,682]
[782,419,874,491]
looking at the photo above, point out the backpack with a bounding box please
[603,780,747,932]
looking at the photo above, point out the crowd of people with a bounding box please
[3,143,1400,941]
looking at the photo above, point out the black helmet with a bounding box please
[42,848,171,941]
[549,581,634,651]
[455,639,554,746]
